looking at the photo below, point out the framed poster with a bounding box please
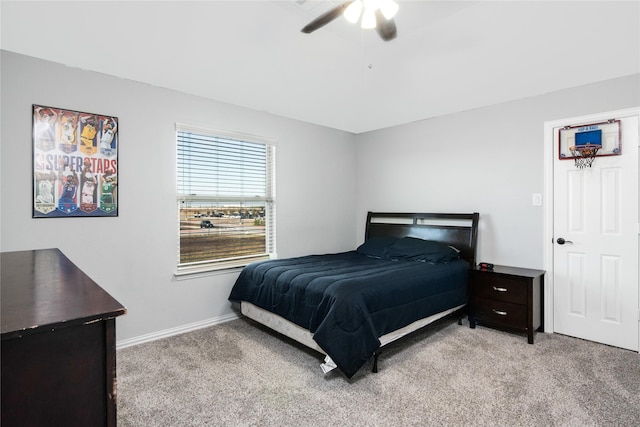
[33,105,118,217]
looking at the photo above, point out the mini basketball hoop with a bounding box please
[569,143,601,169]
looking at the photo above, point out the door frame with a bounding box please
[543,107,640,342]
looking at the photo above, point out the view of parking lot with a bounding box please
[179,208,266,264]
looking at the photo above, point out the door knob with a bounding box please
[557,237,573,245]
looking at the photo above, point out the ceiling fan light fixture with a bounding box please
[361,8,377,29]
[379,0,399,20]
[362,0,379,10]
[301,0,397,39]
[344,0,363,24]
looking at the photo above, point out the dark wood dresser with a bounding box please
[1,249,126,427]
[468,265,544,344]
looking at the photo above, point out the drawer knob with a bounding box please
[492,309,508,316]
[492,286,508,292]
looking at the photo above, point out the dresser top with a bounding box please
[1,248,126,339]
[472,264,545,278]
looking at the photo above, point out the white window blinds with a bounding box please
[176,124,275,274]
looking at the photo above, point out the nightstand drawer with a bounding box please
[472,298,527,330]
[471,273,527,305]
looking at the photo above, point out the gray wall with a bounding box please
[0,51,357,343]
[1,50,638,345]
[355,74,640,268]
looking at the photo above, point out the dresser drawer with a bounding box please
[471,297,527,330]
[471,273,527,305]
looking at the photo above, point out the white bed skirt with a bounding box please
[241,301,465,360]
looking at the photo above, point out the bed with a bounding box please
[228,212,479,378]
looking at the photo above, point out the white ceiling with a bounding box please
[1,1,638,134]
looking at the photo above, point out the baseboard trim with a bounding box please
[116,312,239,350]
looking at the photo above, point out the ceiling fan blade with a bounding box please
[375,10,397,41]
[301,1,353,34]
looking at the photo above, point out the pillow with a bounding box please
[356,236,398,258]
[385,237,460,263]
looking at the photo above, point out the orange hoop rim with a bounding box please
[569,143,601,152]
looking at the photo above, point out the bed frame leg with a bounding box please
[458,307,467,325]
[372,351,380,373]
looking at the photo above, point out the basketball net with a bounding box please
[569,144,601,169]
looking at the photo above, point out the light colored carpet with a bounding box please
[117,317,640,426]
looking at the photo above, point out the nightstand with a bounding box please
[468,265,545,344]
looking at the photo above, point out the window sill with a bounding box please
[174,254,275,281]
[174,265,245,281]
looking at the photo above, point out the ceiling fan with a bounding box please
[301,0,399,42]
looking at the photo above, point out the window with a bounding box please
[176,124,275,274]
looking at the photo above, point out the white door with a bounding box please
[553,114,639,351]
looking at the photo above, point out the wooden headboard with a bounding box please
[364,212,480,266]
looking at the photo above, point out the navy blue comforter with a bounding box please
[229,251,469,377]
